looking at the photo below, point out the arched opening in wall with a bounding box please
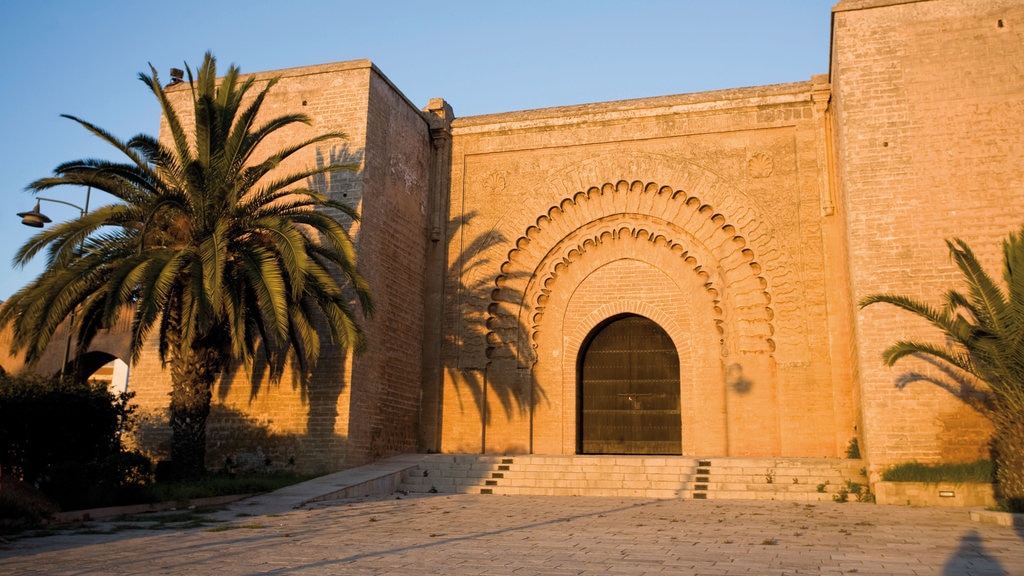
[577,314,681,455]
[71,352,130,395]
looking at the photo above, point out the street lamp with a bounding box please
[17,202,52,227]
[17,193,90,226]
[15,188,92,377]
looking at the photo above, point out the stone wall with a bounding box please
[4,0,1021,480]
[439,80,857,458]
[127,61,432,473]
[344,68,432,467]
[831,0,1024,476]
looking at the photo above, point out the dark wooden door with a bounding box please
[578,315,681,454]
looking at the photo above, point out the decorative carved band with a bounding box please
[486,180,776,367]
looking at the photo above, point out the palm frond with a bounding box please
[1,51,372,393]
[881,340,975,375]
[140,67,191,165]
[1003,227,1024,354]
[948,237,1010,335]
[863,228,1024,419]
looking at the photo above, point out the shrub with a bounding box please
[0,372,152,510]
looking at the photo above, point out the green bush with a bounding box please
[881,460,995,483]
[845,437,861,459]
[0,372,152,510]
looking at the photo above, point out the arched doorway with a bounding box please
[577,314,681,455]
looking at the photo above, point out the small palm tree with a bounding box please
[860,225,1024,511]
[0,53,372,479]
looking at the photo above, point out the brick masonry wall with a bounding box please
[831,0,1024,476]
[441,82,856,458]
[125,60,430,474]
[7,1,1017,477]
[344,70,432,467]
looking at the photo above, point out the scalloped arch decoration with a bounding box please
[486,180,777,366]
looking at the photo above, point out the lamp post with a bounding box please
[16,189,91,377]
[17,193,90,227]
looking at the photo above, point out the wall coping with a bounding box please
[451,81,817,135]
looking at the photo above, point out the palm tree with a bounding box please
[0,53,372,479]
[860,225,1024,511]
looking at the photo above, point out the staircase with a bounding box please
[397,455,869,501]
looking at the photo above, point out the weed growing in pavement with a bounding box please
[832,480,873,503]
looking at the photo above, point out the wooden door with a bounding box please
[578,315,681,455]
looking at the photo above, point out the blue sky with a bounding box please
[0,0,833,300]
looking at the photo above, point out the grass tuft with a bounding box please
[881,460,995,483]
[144,472,317,503]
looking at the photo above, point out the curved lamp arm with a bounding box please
[17,188,91,227]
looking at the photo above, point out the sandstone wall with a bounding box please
[6,0,1020,478]
[831,0,1024,475]
[440,80,857,458]
[128,60,431,473]
[344,68,432,466]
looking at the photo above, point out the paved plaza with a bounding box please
[2,488,1023,575]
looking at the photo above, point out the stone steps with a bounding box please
[396,455,869,501]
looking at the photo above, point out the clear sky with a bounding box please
[0,0,834,301]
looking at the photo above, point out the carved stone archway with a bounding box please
[484,180,782,455]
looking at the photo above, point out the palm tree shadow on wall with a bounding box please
[445,212,546,449]
[892,353,1007,485]
[212,144,366,470]
[894,353,994,415]
[132,403,304,473]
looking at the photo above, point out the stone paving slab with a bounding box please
[2,491,1023,575]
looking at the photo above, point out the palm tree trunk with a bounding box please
[991,410,1024,512]
[168,345,224,479]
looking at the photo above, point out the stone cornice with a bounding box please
[451,81,816,135]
